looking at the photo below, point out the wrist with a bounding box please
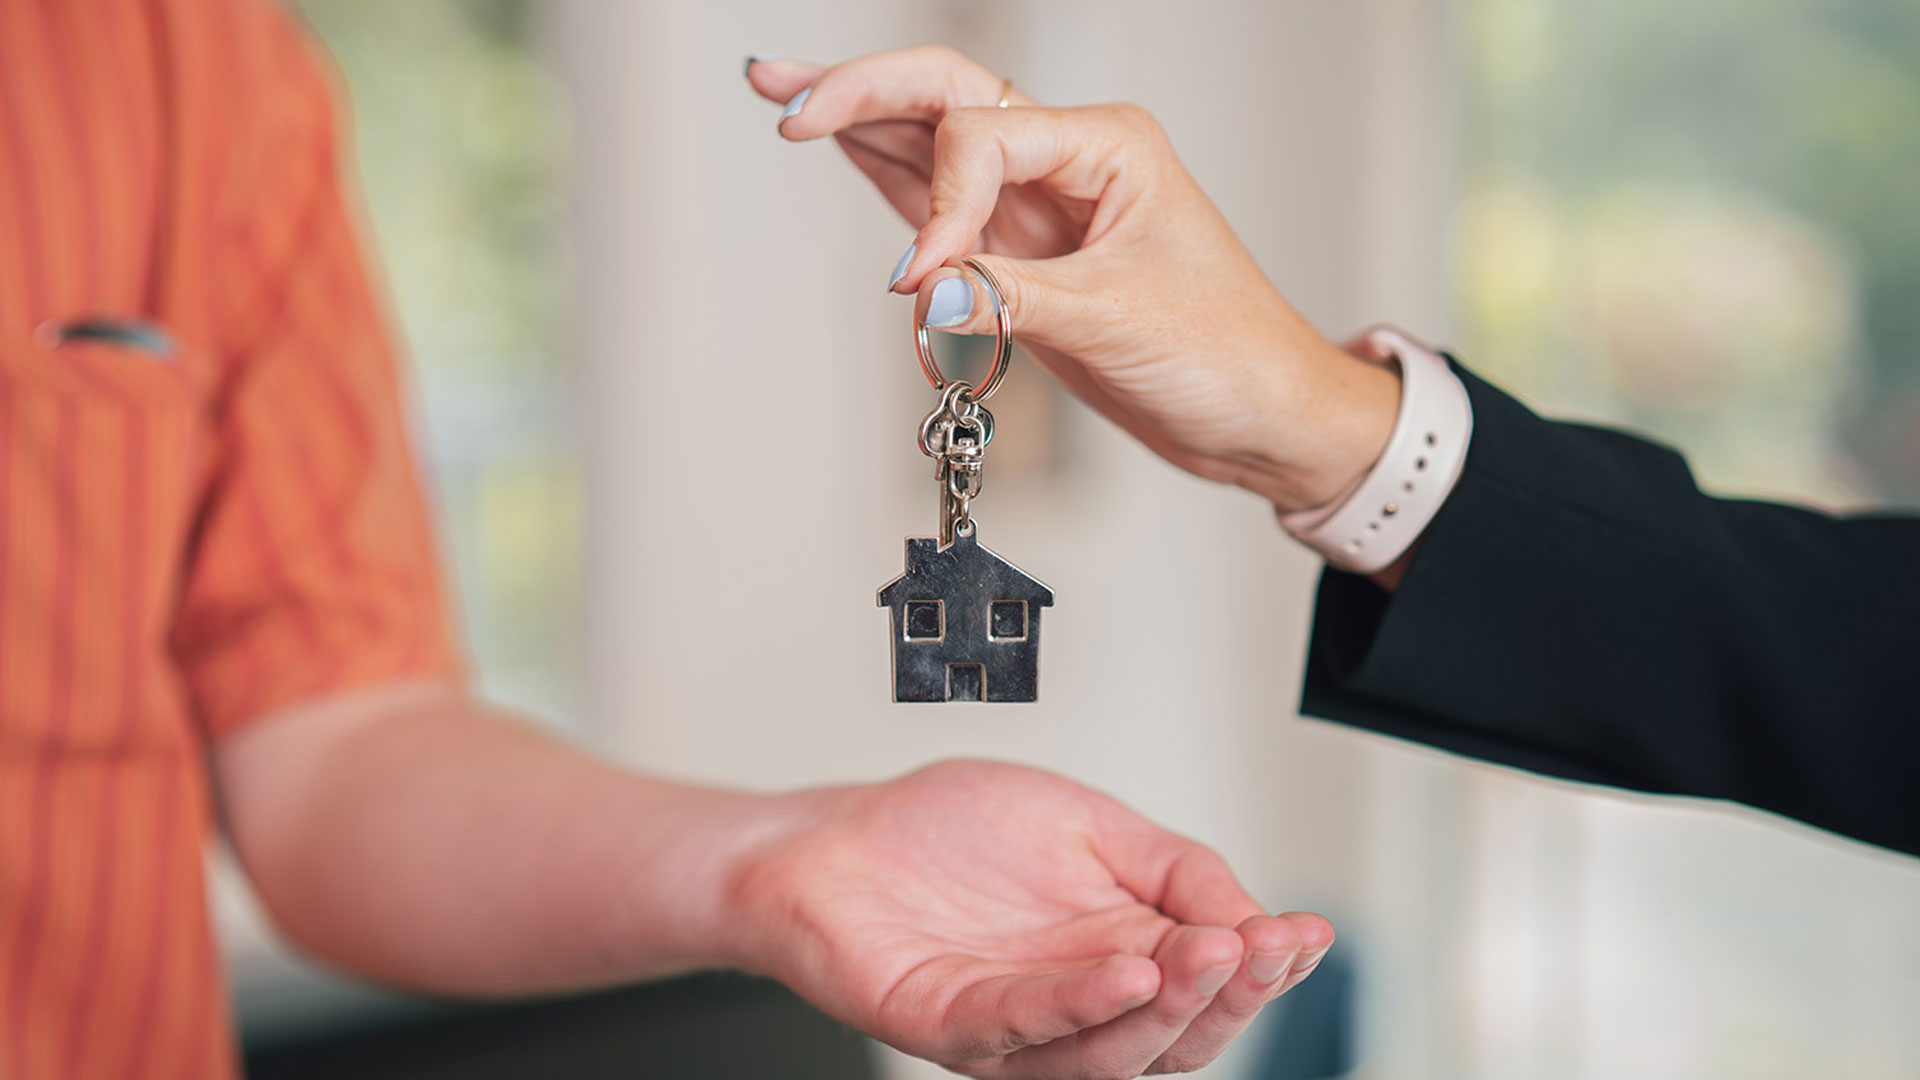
[1278,327,1474,574]
[1235,337,1401,513]
[626,784,833,977]
[705,786,843,978]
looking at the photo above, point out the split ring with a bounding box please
[913,255,1013,402]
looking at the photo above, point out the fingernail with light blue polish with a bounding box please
[886,242,916,292]
[779,86,811,123]
[925,277,974,327]
[743,53,775,78]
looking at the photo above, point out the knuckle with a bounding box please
[933,107,986,144]
[979,999,1048,1056]
[1106,101,1164,137]
[918,42,970,68]
[923,44,991,109]
[1062,990,1118,1032]
[941,1030,1004,1062]
[932,111,959,145]
[996,1020,1043,1054]
[937,1005,1037,1060]
[1171,842,1234,886]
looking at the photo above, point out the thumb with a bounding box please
[913,254,1089,352]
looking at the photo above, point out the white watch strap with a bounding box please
[1279,327,1473,574]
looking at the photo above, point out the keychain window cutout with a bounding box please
[905,600,944,640]
[989,601,1028,641]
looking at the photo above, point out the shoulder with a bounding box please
[153,0,347,212]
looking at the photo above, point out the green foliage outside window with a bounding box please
[1459,0,1920,505]
[295,0,581,726]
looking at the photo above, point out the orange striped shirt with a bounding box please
[0,1,460,1075]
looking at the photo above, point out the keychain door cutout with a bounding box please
[878,530,1053,703]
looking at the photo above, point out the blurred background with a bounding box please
[220,1,1920,1077]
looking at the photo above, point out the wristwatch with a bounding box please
[1278,326,1474,574]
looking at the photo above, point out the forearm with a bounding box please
[214,682,815,996]
[1302,365,1920,855]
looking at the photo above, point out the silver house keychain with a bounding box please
[877,258,1054,703]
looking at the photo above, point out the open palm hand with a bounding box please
[729,762,1332,1078]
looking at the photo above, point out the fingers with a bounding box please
[890,105,1145,296]
[1090,810,1266,930]
[743,55,823,111]
[750,49,1157,348]
[769,45,1023,141]
[941,954,1162,1062]
[1145,914,1310,1074]
[913,264,1015,338]
[1276,911,1336,993]
[1150,844,1271,931]
[1064,809,1338,1073]
[911,250,1095,358]
[986,925,1243,1079]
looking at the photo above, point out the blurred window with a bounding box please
[295,0,580,728]
[1457,0,1920,509]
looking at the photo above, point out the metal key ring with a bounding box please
[916,387,995,458]
[914,255,1013,402]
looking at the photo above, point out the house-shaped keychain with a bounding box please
[877,529,1054,702]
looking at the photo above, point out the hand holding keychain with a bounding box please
[876,258,1054,703]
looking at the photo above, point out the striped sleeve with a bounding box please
[169,6,462,738]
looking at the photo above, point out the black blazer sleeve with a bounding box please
[1301,362,1920,857]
